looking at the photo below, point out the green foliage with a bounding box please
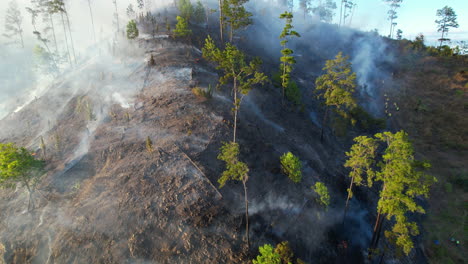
[202,34,268,94]
[312,182,330,208]
[146,136,153,153]
[126,20,139,39]
[280,152,302,183]
[217,142,249,188]
[279,12,300,100]
[0,143,44,190]
[285,80,302,106]
[253,242,305,264]
[411,33,425,51]
[192,85,213,99]
[253,244,281,264]
[435,6,459,47]
[178,0,194,21]
[173,16,192,38]
[222,0,253,42]
[344,136,378,198]
[315,51,357,119]
[373,131,437,255]
[202,35,267,141]
[193,0,206,24]
[274,241,294,264]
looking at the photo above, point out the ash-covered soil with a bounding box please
[0,36,367,264]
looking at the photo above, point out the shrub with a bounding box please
[192,84,212,99]
[126,20,139,39]
[280,152,302,183]
[312,182,330,208]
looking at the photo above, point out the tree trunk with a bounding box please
[233,77,237,143]
[64,10,77,64]
[243,180,250,249]
[88,0,96,43]
[24,181,34,211]
[49,14,58,53]
[339,0,344,26]
[369,210,385,259]
[343,174,355,224]
[60,12,72,66]
[219,0,224,44]
[230,21,233,43]
[320,107,329,142]
[439,21,446,49]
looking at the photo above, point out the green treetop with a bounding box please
[222,0,253,42]
[372,131,436,255]
[217,141,251,248]
[312,182,330,209]
[173,16,192,38]
[315,51,357,141]
[279,11,300,103]
[177,0,194,21]
[253,244,281,264]
[280,152,302,183]
[193,0,206,24]
[126,20,139,39]
[0,143,45,210]
[343,135,378,218]
[202,35,267,143]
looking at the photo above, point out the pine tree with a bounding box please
[127,4,136,20]
[222,0,252,42]
[315,52,357,141]
[279,12,300,104]
[311,0,337,23]
[312,182,330,209]
[435,6,459,48]
[345,132,437,256]
[383,0,402,38]
[178,0,194,21]
[173,16,192,38]
[299,0,311,19]
[343,136,378,221]
[202,35,268,143]
[87,0,96,43]
[3,0,24,48]
[370,131,436,256]
[0,143,45,211]
[396,29,403,40]
[193,1,206,24]
[280,152,302,183]
[126,20,139,39]
[217,141,251,248]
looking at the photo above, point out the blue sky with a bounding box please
[296,0,468,44]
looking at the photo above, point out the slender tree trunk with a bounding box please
[230,21,233,43]
[60,12,72,66]
[343,174,355,224]
[243,179,250,249]
[24,181,34,211]
[233,77,237,143]
[219,0,224,44]
[320,107,329,142]
[88,0,96,43]
[349,4,356,26]
[339,0,344,26]
[439,21,446,49]
[389,16,394,38]
[64,10,77,64]
[49,14,58,53]
[19,29,24,48]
